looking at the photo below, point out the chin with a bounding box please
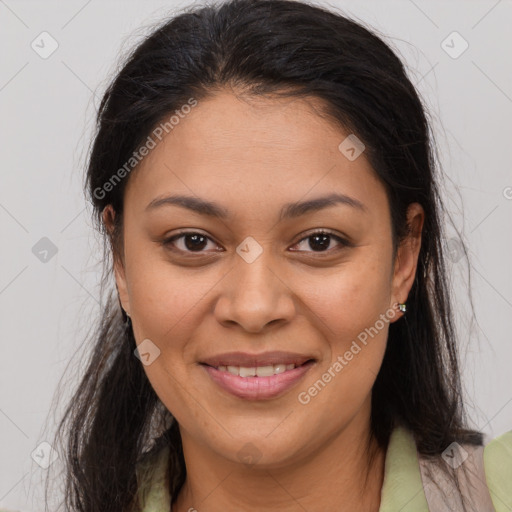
[207,430,310,470]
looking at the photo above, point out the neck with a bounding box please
[172,407,387,512]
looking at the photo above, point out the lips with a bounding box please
[199,351,317,400]
[200,350,315,368]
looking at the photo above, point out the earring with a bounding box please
[398,303,407,313]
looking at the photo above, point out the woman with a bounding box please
[47,0,512,511]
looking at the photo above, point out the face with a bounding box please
[106,90,423,468]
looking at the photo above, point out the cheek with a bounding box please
[124,254,216,418]
[295,252,393,398]
[301,252,393,340]
[124,239,217,342]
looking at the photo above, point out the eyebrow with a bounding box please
[145,192,366,220]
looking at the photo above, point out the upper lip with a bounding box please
[200,351,315,368]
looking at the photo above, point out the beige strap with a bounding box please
[418,442,496,512]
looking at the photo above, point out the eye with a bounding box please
[290,229,350,254]
[162,229,351,256]
[163,231,222,254]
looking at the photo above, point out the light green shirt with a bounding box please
[135,425,512,511]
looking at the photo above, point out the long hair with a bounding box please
[46,0,483,510]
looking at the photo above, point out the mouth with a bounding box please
[200,350,315,369]
[199,352,316,400]
[201,360,313,377]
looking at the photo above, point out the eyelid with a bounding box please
[291,228,352,251]
[163,230,222,254]
[162,228,352,255]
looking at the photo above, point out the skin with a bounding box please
[104,89,424,512]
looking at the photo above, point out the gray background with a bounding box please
[1,0,511,510]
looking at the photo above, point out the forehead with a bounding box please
[123,90,386,219]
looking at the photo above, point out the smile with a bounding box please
[200,360,315,400]
[213,363,298,377]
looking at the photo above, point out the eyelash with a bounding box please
[162,229,351,256]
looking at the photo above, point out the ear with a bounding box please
[389,202,424,321]
[102,205,131,317]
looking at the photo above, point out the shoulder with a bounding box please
[484,430,512,511]
[135,443,172,511]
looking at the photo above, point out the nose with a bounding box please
[214,249,296,333]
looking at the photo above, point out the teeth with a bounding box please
[274,364,286,374]
[239,367,256,377]
[227,366,239,376]
[256,365,274,377]
[218,363,298,377]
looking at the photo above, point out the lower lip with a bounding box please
[201,361,315,400]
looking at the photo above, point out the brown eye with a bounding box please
[290,230,350,253]
[163,232,220,253]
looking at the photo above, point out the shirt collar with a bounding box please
[379,424,429,512]
[137,424,429,511]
